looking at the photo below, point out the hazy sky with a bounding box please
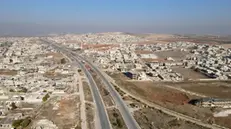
[1,0,231,36]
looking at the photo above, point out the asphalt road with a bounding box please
[72,49,226,129]
[41,40,111,129]
[77,55,141,129]
[41,39,227,129]
[77,58,111,129]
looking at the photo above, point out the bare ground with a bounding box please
[168,81,231,99]
[220,44,231,48]
[154,49,189,60]
[35,95,81,129]
[0,69,17,75]
[121,86,208,129]
[134,108,208,129]
[85,103,95,129]
[172,67,208,80]
[83,81,93,102]
[107,108,127,129]
[110,73,231,128]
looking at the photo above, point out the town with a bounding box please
[49,33,231,82]
[0,33,231,129]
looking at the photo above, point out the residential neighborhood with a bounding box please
[0,37,77,128]
[50,33,231,82]
[1,0,231,128]
[0,33,231,129]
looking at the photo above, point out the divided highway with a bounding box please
[41,39,228,129]
[76,55,141,129]
[78,56,140,129]
[41,40,111,129]
[42,39,141,129]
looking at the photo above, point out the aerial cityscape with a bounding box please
[1,0,231,129]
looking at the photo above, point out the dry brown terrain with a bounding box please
[110,73,231,128]
[144,34,177,44]
[172,67,208,80]
[135,50,154,54]
[133,34,180,44]
[107,108,127,129]
[0,69,17,75]
[35,95,81,129]
[82,44,119,50]
[120,87,208,129]
[38,52,68,64]
[134,108,209,129]
[45,52,64,58]
[85,103,95,129]
[154,49,189,60]
[157,36,222,45]
[220,44,231,48]
[180,35,231,45]
[83,81,93,102]
[169,81,231,99]
[111,73,190,105]
[141,58,166,63]
[135,34,231,45]
[43,69,69,78]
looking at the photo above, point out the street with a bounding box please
[41,40,112,129]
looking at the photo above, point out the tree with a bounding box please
[116,118,122,128]
[42,93,50,102]
[9,89,15,92]
[9,59,13,63]
[60,58,66,64]
[113,112,119,117]
[11,102,17,110]
[20,96,24,100]
[12,119,23,128]
[19,87,27,93]
[12,117,31,128]
[21,118,31,127]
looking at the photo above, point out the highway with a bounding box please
[41,39,228,129]
[42,39,140,129]
[75,54,141,129]
[41,40,111,129]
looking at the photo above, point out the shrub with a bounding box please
[20,96,24,100]
[42,93,50,102]
[9,89,15,92]
[116,118,122,128]
[113,112,119,118]
[12,117,31,128]
[60,58,66,64]
[19,87,28,93]
[12,119,23,128]
[21,118,31,127]
[11,102,17,110]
